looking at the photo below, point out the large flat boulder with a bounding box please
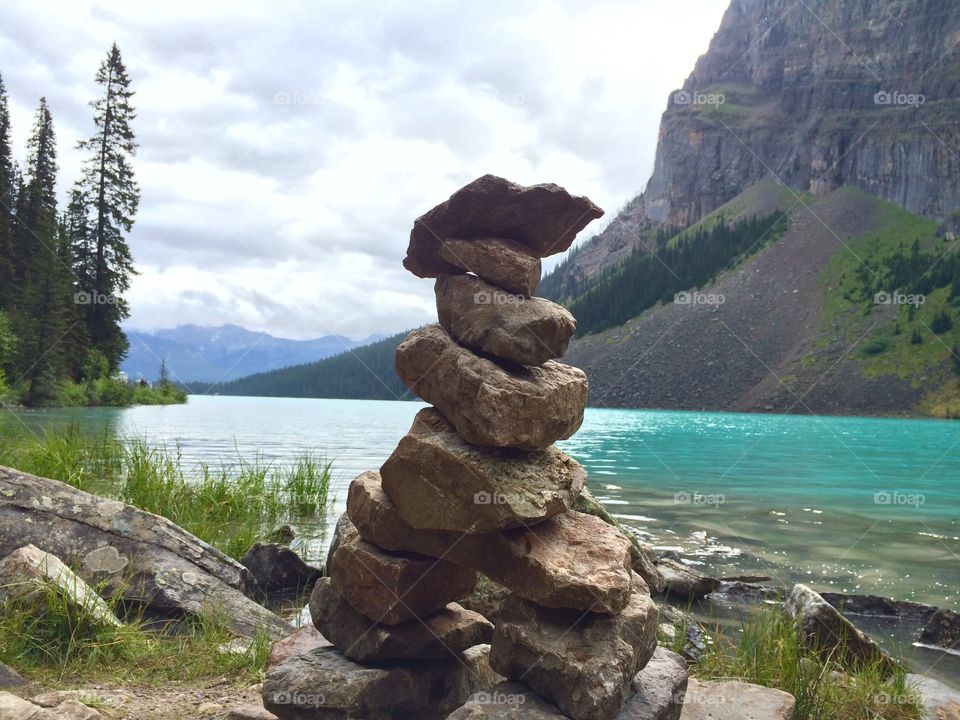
[439,237,541,296]
[380,408,585,532]
[0,544,119,627]
[348,471,633,614]
[310,577,492,661]
[435,275,576,366]
[0,466,291,640]
[679,679,794,719]
[403,174,603,277]
[395,325,587,450]
[784,584,895,673]
[489,579,659,720]
[330,527,477,625]
[445,681,564,719]
[263,643,497,720]
[920,607,960,650]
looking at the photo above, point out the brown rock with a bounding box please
[435,275,576,366]
[347,471,633,614]
[489,577,659,720]
[395,325,587,450]
[262,644,497,720]
[329,529,477,625]
[380,408,585,532]
[439,237,542,296]
[267,626,332,670]
[310,577,493,661]
[325,511,359,576]
[679,679,795,720]
[403,174,603,278]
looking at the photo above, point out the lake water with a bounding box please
[9,395,959,610]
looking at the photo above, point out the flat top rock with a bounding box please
[403,174,603,278]
[679,679,795,720]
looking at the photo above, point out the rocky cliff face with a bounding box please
[545,0,960,298]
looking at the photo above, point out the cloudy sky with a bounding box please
[0,0,728,340]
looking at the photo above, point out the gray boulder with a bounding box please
[679,679,794,719]
[0,466,291,640]
[657,559,718,600]
[241,542,322,593]
[920,607,960,650]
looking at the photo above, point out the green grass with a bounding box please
[691,607,923,720]
[0,423,333,561]
[0,572,272,685]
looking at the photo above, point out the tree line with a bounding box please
[568,212,789,336]
[0,44,145,406]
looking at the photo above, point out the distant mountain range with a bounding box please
[122,325,382,384]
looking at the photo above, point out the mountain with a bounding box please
[543,0,960,301]
[122,325,382,384]
[198,331,410,399]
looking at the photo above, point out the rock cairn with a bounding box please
[264,175,662,720]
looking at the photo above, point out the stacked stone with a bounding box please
[263,175,662,720]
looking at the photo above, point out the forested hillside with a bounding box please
[200,331,410,400]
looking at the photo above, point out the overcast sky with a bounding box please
[0,0,728,340]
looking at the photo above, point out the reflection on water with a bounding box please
[8,396,960,608]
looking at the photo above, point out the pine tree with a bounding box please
[932,309,954,335]
[77,43,139,371]
[0,74,15,311]
[910,328,922,345]
[14,99,76,404]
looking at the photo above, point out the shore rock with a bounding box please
[907,673,960,720]
[226,705,279,720]
[241,542,322,593]
[439,237,542,296]
[0,663,23,689]
[706,581,783,608]
[310,577,493,661]
[403,174,603,278]
[395,325,587,450]
[784,584,895,673]
[489,580,659,720]
[0,692,103,720]
[380,408,585,532]
[263,644,497,720]
[435,275,576,366]
[0,544,120,627]
[657,559,719,600]
[679,679,794,719]
[920,608,960,650]
[820,592,937,622]
[348,471,633,614]
[0,466,290,640]
[330,529,477,625]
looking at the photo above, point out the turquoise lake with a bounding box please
[7,395,960,609]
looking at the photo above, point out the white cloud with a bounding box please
[0,0,728,339]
